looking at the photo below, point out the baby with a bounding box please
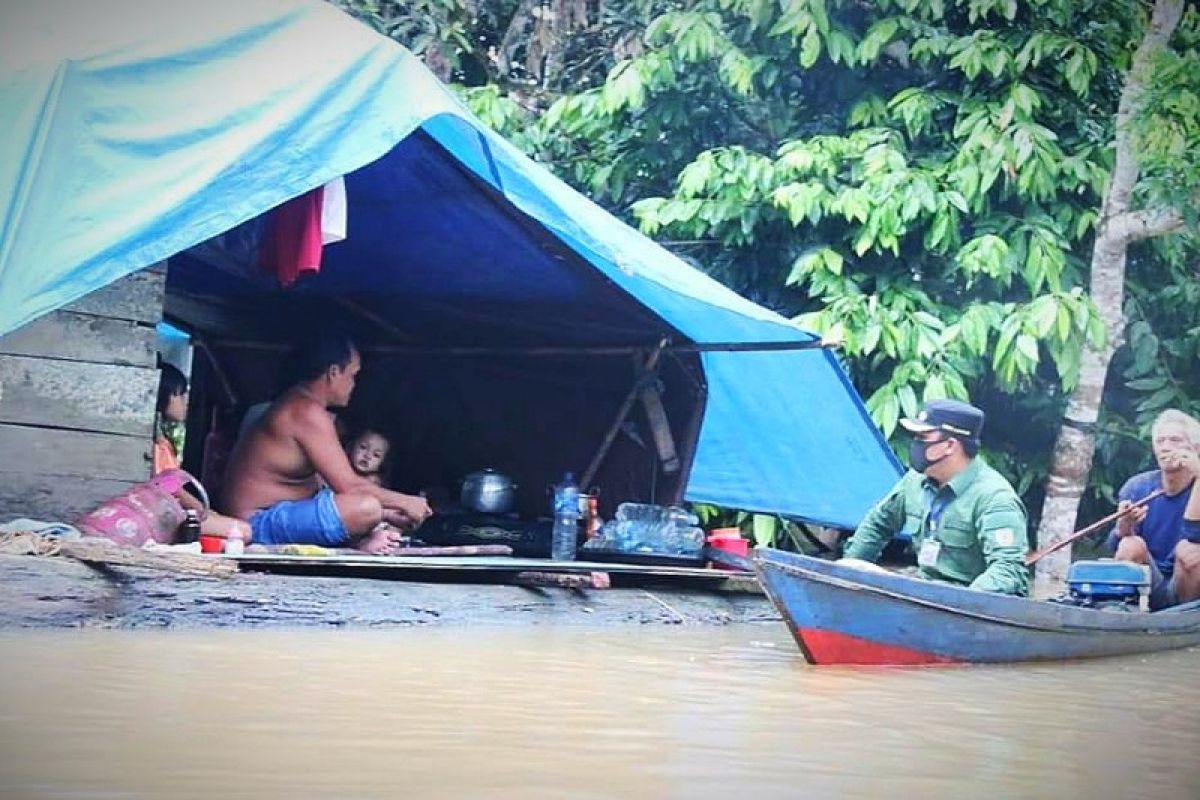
[346,428,391,487]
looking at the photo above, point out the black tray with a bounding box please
[417,512,551,558]
[580,548,705,568]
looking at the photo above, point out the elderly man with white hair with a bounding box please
[1107,409,1200,609]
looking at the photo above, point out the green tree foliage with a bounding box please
[536,0,1199,524]
[334,0,1200,528]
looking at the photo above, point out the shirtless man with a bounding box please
[222,331,431,554]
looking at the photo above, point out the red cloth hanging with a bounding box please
[259,185,325,287]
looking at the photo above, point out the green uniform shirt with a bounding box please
[843,458,1030,596]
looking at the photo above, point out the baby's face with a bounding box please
[350,432,388,475]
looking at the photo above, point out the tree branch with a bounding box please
[1109,207,1186,244]
[1101,0,1184,220]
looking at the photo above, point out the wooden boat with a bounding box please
[753,547,1200,665]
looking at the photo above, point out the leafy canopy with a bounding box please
[337,0,1200,523]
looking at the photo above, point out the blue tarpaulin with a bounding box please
[0,0,900,526]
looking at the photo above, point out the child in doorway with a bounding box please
[346,428,392,488]
[155,362,250,545]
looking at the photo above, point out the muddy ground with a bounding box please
[0,554,779,629]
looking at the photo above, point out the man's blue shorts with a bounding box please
[249,487,349,547]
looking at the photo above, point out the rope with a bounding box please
[0,532,62,557]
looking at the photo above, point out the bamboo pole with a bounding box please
[1025,489,1164,566]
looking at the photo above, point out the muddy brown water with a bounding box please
[0,628,1197,799]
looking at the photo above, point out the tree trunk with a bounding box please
[1033,0,1185,599]
[497,0,539,80]
[541,0,589,88]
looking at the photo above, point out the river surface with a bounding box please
[0,627,1197,799]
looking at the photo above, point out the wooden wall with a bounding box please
[0,267,164,522]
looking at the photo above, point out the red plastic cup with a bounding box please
[198,534,225,554]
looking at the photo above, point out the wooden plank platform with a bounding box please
[233,553,713,576]
[230,552,760,591]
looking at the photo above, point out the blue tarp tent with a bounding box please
[0,0,900,527]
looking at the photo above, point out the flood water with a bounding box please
[0,627,1197,799]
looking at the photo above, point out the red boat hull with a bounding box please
[796,627,960,666]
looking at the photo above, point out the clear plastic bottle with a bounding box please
[551,472,580,561]
[678,526,705,557]
[612,503,697,553]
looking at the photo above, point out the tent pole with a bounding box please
[580,338,669,489]
[669,374,707,506]
[636,351,679,475]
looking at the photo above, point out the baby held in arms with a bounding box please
[346,428,391,487]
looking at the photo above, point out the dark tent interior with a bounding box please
[166,130,707,524]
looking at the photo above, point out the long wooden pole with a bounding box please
[203,337,841,357]
[580,338,669,489]
[1025,489,1164,566]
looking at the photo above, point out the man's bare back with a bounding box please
[222,390,328,520]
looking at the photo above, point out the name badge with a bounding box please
[917,537,941,568]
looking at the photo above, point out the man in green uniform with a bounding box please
[841,399,1029,595]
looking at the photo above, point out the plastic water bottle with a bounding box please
[611,503,698,554]
[551,472,580,561]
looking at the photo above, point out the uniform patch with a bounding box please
[994,528,1015,547]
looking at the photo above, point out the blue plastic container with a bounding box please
[1066,560,1150,602]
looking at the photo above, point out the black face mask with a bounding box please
[909,435,952,472]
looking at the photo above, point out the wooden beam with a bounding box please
[164,292,265,339]
[0,355,157,437]
[513,571,611,589]
[580,338,669,489]
[636,354,679,475]
[204,339,841,357]
[359,339,838,357]
[60,538,238,577]
[667,371,707,505]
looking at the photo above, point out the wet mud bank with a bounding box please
[0,555,778,629]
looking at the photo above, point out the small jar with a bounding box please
[181,510,202,542]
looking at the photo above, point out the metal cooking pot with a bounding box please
[461,468,517,514]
